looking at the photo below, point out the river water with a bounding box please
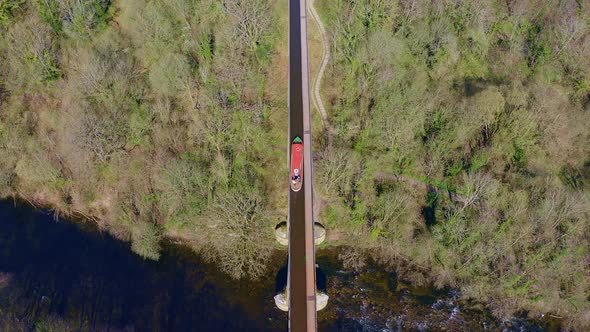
[0,199,558,331]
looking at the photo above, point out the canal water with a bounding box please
[0,199,556,331]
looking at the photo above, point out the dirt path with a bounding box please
[308,0,333,139]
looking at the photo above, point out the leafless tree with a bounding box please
[5,15,58,87]
[206,189,273,279]
[339,247,367,270]
[457,172,495,211]
[223,0,271,50]
[551,3,587,57]
[78,111,126,162]
[538,188,588,234]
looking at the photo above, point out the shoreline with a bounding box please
[0,195,564,331]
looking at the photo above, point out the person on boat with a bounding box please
[292,168,301,183]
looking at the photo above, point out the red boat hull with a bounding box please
[290,137,303,192]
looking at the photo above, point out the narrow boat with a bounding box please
[290,136,303,192]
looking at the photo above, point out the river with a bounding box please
[0,199,558,331]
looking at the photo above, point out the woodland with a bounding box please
[0,0,589,328]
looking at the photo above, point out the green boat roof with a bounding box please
[293,136,302,143]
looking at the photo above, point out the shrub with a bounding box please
[131,222,162,260]
[148,52,190,97]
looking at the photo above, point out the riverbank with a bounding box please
[0,199,562,331]
[2,0,590,329]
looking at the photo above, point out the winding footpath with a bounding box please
[308,0,333,139]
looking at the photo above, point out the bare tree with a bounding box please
[339,247,367,270]
[5,15,59,87]
[549,1,588,57]
[77,110,126,162]
[457,172,495,211]
[223,0,271,50]
[316,148,357,195]
[538,188,588,235]
[206,189,273,279]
